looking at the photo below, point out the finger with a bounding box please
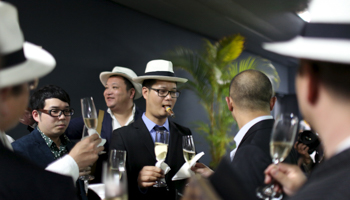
[141,170,164,178]
[88,133,100,141]
[95,146,104,154]
[140,182,157,188]
[143,166,162,173]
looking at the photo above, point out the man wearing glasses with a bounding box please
[12,85,88,199]
[110,59,192,200]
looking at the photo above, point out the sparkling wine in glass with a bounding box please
[256,113,299,200]
[103,162,128,200]
[154,129,169,187]
[81,97,98,132]
[183,135,196,165]
[109,150,126,180]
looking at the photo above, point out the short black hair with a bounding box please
[230,70,272,111]
[142,79,158,88]
[299,59,350,100]
[30,85,70,110]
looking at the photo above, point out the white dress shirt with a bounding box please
[335,135,350,155]
[230,115,273,161]
[1,132,78,182]
[107,104,136,131]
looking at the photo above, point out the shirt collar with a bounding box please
[37,127,70,147]
[234,115,273,148]
[335,136,350,155]
[142,113,169,132]
[107,104,136,130]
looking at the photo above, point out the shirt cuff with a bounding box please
[45,155,79,182]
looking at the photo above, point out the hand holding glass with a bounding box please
[154,129,169,187]
[79,126,95,181]
[256,113,299,200]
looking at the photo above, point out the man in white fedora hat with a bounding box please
[110,59,192,200]
[0,2,103,199]
[262,0,350,199]
[65,66,144,184]
[66,66,143,151]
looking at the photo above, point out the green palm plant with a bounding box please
[167,34,280,167]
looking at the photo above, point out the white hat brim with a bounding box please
[133,75,188,84]
[0,42,55,89]
[99,72,142,99]
[263,36,350,64]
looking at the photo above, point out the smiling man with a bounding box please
[110,59,192,200]
[66,67,143,150]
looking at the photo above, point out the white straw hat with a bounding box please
[99,66,142,99]
[133,59,188,84]
[263,0,350,64]
[0,2,55,89]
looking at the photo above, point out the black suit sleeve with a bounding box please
[232,144,271,197]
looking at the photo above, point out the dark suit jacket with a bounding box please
[12,129,75,168]
[110,118,192,200]
[288,148,350,200]
[210,119,297,199]
[65,106,144,184]
[11,129,86,200]
[0,142,77,200]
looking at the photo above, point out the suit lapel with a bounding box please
[134,118,156,158]
[33,130,55,164]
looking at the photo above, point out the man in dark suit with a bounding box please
[12,85,89,199]
[66,67,143,150]
[110,59,191,200]
[0,2,103,199]
[65,67,144,184]
[192,70,297,197]
[262,0,350,199]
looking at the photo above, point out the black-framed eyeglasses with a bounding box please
[149,88,180,98]
[39,109,74,117]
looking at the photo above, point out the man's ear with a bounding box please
[226,96,234,112]
[270,96,277,111]
[142,87,148,100]
[304,65,319,105]
[129,88,136,99]
[32,110,40,123]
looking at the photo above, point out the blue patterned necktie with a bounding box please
[154,126,166,141]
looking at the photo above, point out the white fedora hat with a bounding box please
[99,66,142,99]
[133,59,188,84]
[0,2,55,89]
[263,0,350,64]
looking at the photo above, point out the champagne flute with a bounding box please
[154,129,169,187]
[256,113,299,200]
[79,126,95,181]
[80,97,98,181]
[81,97,98,132]
[183,135,196,166]
[103,162,128,200]
[109,150,127,180]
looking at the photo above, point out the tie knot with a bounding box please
[154,126,166,132]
